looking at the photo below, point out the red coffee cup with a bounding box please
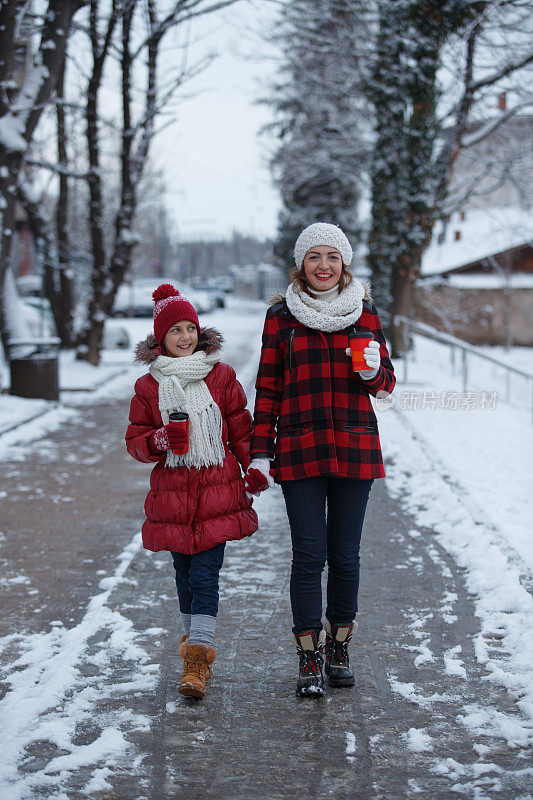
[168,412,189,455]
[348,331,375,372]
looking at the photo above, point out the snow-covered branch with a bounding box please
[23,158,89,180]
[460,99,533,147]
[131,0,238,59]
[468,48,533,94]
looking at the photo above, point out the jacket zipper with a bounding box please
[288,328,295,370]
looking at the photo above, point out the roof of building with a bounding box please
[421,206,533,277]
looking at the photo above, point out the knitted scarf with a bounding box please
[285,277,366,332]
[149,350,225,469]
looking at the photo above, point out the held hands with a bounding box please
[345,339,381,380]
[244,458,276,500]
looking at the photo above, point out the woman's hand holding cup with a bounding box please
[345,336,381,380]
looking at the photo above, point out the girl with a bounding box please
[126,284,258,699]
[245,223,395,696]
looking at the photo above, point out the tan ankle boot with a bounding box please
[178,640,216,698]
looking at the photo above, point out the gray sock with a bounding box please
[180,612,191,637]
[188,614,216,647]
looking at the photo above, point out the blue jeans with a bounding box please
[281,476,374,635]
[171,543,226,617]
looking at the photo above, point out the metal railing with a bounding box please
[392,315,533,423]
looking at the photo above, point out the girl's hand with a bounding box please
[244,458,275,499]
[149,425,188,454]
[244,468,269,497]
[164,423,188,451]
[150,426,171,452]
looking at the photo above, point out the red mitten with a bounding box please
[149,427,170,454]
[244,467,269,496]
[164,423,188,453]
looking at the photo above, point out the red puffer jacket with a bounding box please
[126,329,258,554]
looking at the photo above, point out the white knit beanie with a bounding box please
[294,222,353,268]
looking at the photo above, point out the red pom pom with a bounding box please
[152,283,179,303]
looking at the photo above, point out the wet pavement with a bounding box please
[0,330,532,800]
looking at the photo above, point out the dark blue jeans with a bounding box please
[281,476,374,635]
[171,543,226,617]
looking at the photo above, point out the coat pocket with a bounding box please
[344,424,377,434]
[280,426,313,437]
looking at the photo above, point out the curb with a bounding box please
[0,368,130,438]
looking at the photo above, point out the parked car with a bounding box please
[190,286,222,310]
[111,278,216,316]
[103,319,130,349]
[112,281,155,317]
[20,297,129,350]
[208,275,234,294]
[20,297,57,339]
[16,274,43,298]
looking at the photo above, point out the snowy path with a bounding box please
[0,304,531,799]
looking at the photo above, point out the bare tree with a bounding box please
[76,0,239,365]
[0,0,88,357]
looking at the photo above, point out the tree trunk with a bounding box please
[76,0,121,365]
[390,256,417,358]
[0,0,87,357]
[55,53,76,348]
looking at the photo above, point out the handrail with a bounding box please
[392,314,533,423]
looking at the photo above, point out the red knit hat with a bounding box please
[152,284,200,345]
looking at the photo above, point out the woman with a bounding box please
[126,284,258,699]
[245,223,395,696]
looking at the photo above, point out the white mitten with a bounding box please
[249,458,275,488]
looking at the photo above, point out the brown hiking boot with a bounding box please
[178,639,216,699]
[179,634,214,682]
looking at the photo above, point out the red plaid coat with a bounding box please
[250,293,395,481]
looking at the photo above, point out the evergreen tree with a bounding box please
[269,0,372,268]
[367,1,482,352]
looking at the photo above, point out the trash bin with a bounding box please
[9,337,60,401]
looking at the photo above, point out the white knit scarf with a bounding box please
[149,350,225,469]
[285,278,366,332]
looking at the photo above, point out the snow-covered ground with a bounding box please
[0,296,532,780]
[0,299,267,799]
[375,333,533,748]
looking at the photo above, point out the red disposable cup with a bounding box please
[348,332,375,372]
[168,412,189,455]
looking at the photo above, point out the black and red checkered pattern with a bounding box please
[250,298,396,481]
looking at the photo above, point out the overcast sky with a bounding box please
[152,2,281,242]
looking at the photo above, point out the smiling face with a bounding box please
[163,320,199,357]
[302,245,343,291]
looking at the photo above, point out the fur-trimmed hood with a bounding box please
[134,327,224,365]
[269,278,373,307]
